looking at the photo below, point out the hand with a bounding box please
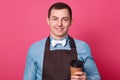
[71,72,87,80]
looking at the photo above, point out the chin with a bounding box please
[56,34,66,37]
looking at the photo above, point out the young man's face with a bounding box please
[47,9,72,39]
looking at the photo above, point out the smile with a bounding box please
[55,28,64,32]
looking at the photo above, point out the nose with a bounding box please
[57,20,63,27]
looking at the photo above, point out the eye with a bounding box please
[63,18,69,21]
[52,18,57,21]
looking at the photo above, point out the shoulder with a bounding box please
[73,38,92,58]
[26,38,47,62]
[73,38,90,49]
[29,38,47,51]
[27,38,47,57]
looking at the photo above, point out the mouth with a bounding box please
[55,28,64,32]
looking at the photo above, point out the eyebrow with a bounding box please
[51,16,70,19]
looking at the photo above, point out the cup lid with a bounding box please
[70,60,83,68]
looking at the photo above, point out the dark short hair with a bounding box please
[48,2,72,20]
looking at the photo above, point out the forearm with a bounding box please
[23,48,37,80]
[87,75,101,80]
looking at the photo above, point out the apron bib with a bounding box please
[42,36,78,80]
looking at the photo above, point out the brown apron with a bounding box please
[42,36,78,80]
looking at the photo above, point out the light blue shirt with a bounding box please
[23,36,101,80]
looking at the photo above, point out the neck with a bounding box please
[50,34,68,40]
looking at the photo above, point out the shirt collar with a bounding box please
[50,35,69,41]
[50,35,69,47]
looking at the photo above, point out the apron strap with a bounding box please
[68,35,76,52]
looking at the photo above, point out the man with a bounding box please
[24,2,101,80]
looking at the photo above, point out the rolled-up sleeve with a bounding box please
[84,56,101,80]
[23,47,37,80]
[76,39,101,80]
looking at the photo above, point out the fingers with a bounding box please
[71,75,86,80]
[71,72,87,80]
[74,72,86,76]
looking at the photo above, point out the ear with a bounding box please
[69,18,73,26]
[47,18,50,25]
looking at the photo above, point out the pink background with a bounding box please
[0,0,120,80]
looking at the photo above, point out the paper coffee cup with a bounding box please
[70,60,83,75]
